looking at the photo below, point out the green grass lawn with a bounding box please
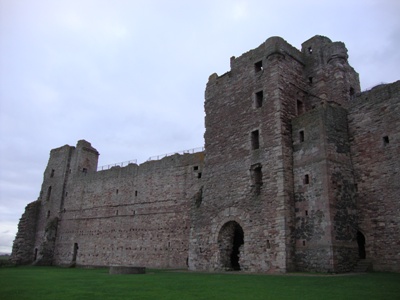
[1,267,399,300]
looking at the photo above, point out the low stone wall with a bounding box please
[109,266,146,275]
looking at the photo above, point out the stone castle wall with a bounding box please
[11,36,399,273]
[348,81,400,272]
[292,104,358,272]
[53,152,203,268]
[190,37,306,273]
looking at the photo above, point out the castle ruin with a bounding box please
[11,35,400,273]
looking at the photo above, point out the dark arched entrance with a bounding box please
[357,231,366,259]
[218,221,244,271]
[72,243,79,263]
[33,248,38,261]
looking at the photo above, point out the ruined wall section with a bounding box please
[301,36,360,108]
[32,144,74,265]
[10,201,40,264]
[69,140,100,177]
[292,104,358,272]
[348,81,400,272]
[53,152,203,268]
[190,37,304,273]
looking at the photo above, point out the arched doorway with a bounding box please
[357,231,366,259]
[217,221,244,271]
[33,248,38,261]
[72,243,79,263]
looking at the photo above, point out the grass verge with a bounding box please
[0,266,399,300]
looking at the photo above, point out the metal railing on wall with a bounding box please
[97,159,138,171]
[97,147,205,171]
[147,147,204,161]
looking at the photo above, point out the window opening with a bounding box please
[135,191,138,196]
[82,168,87,173]
[303,240,306,246]
[251,130,260,150]
[305,210,308,216]
[34,248,38,261]
[254,60,263,72]
[50,169,55,178]
[116,189,119,194]
[308,47,313,54]
[47,210,50,218]
[197,172,202,179]
[383,136,389,146]
[299,130,305,142]
[308,77,313,84]
[297,100,305,115]
[350,87,355,100]
[266,240,271,249]
[46,186,52,201]
[251,164,263,195]
[255,91,263,108]
[193,166,199,171]
[304,174,310,184]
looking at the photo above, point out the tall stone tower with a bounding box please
[189,35,360,273]
[11,140,99,265]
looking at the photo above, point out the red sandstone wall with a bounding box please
[53,153,203,268]
[292,104,358,272]
[349,81,400,272]
[190,37,304,273]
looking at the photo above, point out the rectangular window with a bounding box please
[383,136,389,146]
[304,174,310,184]
[297,100,305,115]
[251,164,263,195]
[251,130,260,150]
[46,186,52,201]
[50,169,55,178]
[254,60,263,72]
[255,91,263,108]
[299,130,305,142]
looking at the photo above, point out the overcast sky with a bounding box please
[0,0,399,253]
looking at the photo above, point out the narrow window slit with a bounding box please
[297,100,305,115]
[299,130,305,142]
[255,91,263,108]
[251,130,260,150]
